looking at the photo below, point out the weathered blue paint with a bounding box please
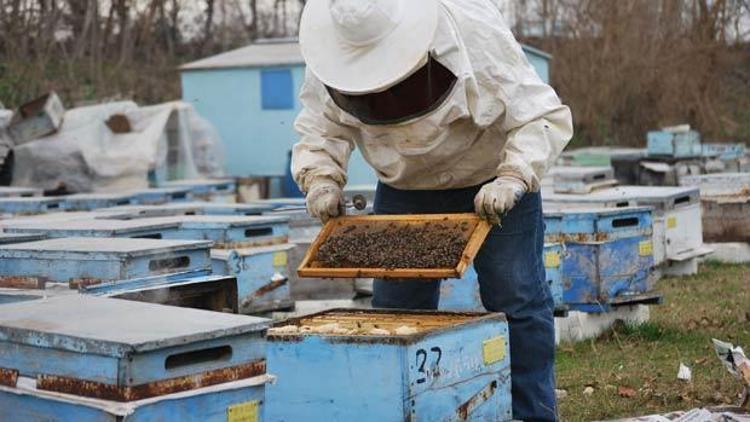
[0,375,269,422]
[154,215,290,248]
[438,242,565,313]
[439,265,483,311]
[0,187,42,198]
[212,244,294,313]
[562,237,654,312]
[0,295,269,386]
[647,130,702,158]
[180,43,550,190]
[130,187,194,204]
[265,309,512,421]
[0,197,65,215]
[544,242,565,310]
[162,179,237,202]
[63,193,136,211]
[0,238,212,284]
[543,206,653,242]
[544,207,656,313]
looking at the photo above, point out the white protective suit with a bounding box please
[292,0,573,194]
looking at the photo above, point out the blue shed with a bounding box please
[180,40,552,187]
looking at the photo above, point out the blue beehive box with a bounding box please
[266,309,512,421]
[152,215,290,248]
[0,237,212,287]
[63,192,136,211]
[4,217,182,239]
[0,187,42,198]
[438,265,482,311]
[130,187,194,205]
[0,374,271,422]
[438,242,566,314]
[544,207,658,313]
[212,244,295,314]
[163,178,237,202]
[647,130,702,158]
[0,197,64,215]
[701,143,746,160]
[0,295,271,420]
[81,269,240,313]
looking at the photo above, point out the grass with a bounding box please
[556,262,750,421]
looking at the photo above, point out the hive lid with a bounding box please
[211,243,295,259]
[163,179,235,187]
[129,187,192,195]
[0,237,212,259]
[543,205,653,216]
[95,202,275,218]
[0,233,46,245]
[64,193,135,201]
[4,217,182,235]
[0,295,269,356]
[141,215,290,228]
[0,197,61,204]
[590,186,699,204]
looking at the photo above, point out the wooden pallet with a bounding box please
[298,213,491,279]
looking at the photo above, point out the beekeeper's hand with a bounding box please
[306,178,344,224]
[474,176,527,225]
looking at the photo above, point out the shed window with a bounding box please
[261,69,294,110]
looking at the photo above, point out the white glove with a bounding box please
[305,178,344,223]
[473,176,527,225]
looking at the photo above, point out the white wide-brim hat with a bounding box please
[299,0,440,95]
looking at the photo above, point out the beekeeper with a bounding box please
[291,0,573,419]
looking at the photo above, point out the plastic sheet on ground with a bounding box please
[11,101,224,192]
[610,407,750,421]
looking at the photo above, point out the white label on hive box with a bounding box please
[482,336,506,365]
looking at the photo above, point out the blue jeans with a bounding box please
[372,182,557,421]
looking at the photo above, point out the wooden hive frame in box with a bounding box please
[298,213,491,279]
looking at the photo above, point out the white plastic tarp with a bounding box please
[11,101,224,192]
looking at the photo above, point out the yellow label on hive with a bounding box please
[667,216,677,229]
[482,336,506,365]
[273,251,288,267]
[544,251,560,268]
[639,241,653,256]
[227,401,259,422]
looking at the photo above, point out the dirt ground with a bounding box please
[556,262,750,421]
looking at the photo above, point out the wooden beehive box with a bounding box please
[298,213,491,279]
